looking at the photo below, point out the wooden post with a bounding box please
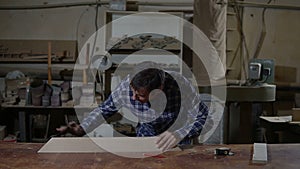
[83,43,90,85]
[48,42,52,85]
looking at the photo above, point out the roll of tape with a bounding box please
[215,147,231,155]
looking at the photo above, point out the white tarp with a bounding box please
[193,0,227,86]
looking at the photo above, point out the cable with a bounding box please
[76,7,90,47]
[95,3,99,32]
[90,3,100,62]
[253,0,273,59]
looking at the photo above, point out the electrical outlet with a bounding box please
[249,62,262,80]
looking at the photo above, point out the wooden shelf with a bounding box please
[0,39,77,63]
[107,37,181,52]
[109,48,181,55]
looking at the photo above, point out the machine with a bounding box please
[248,58,275,85]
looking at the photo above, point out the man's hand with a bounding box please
[156,131,181,151]
[56,121,86,137]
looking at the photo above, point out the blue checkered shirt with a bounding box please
[81,71,208,145]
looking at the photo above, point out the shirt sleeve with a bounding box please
[168,72,209,140]
[80,76,130,133]
[174,99,209,139]
[80,95,119,133]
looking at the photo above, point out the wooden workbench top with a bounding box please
[0,142,299,169]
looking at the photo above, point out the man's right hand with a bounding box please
[56,121,86,137]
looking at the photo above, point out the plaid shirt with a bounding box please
[81,71,208,145]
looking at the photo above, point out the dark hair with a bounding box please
[130,68,165,92]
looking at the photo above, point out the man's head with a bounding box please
[130,68,165,103]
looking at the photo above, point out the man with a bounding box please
[57,62,209,151]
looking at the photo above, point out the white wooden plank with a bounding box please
[38,137,177,158]
[38,137,105,153]
[252,143,268,163]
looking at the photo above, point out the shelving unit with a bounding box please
[103,11,184,97]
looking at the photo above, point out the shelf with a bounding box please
[1,103,96,110]
[0,39,77,63]
[104,11,184,99]
[106,37,181,53]
[109,48,181,55]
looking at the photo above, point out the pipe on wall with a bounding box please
[1,1,300,11]
[0,1,194,10]
[229,1,300,10]
[0,1,108,10]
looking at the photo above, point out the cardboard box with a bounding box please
[275,65,297,83]
[292,108,300,121]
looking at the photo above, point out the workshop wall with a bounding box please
[0,0,192,79]
[0,2,105,52]
[0,0,299,82]
[0,1,105,79]
[242,0,300,82]
[0,0,193,50]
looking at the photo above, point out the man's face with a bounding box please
[131,87,150,103]
[131,86,163,104]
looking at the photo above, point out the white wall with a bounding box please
[0,0,192,49]
[0,4,104,50]
[243,0,300,82]
[0,0,191,78]
[1,0,300,82]
[0,2,105,78]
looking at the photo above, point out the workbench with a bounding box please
[0,104,96,142]
[0,142,299,169]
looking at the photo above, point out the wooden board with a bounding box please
[260,115,292,123]
[252,143,268,163]
[38,137,171,157]
[38,137,105,153]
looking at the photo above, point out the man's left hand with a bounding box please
[156,131,181,151]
